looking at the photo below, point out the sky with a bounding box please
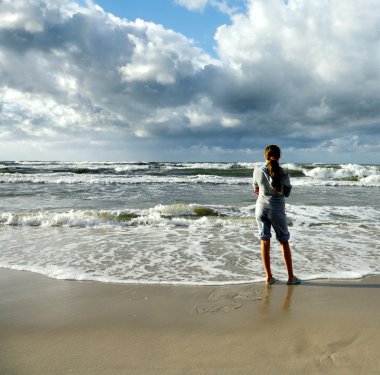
[1,0,380,163]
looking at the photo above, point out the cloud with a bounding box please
[0,0,380,162]
[0,0,214,147]
[174,0,241,15]
[211,0,380,149]
[174,0,209,12]
[118,19,211,85]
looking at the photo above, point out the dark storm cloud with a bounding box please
[1,0,380,162]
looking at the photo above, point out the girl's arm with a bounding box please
[253,169,259,196]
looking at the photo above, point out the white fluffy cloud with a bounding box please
[212,0,380,152]
[119,19,210,85]
[0,0,214,148]
[1,0,380,162]
[217,0,380,85]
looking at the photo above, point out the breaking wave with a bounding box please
[0,161,379,187]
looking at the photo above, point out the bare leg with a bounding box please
[280,240,297,283]
[261,239,273,283]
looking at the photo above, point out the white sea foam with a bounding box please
[1,172,380,187]
[303,164,378,179]
[0,206,248,228]
[0,210,107,227]
[1,161,379,285]
[0,215,378,285]
[1,203,379,229]
[163,162,260,170]
[114,165,150,172]
[0,202,379,285]
[1,161,379,187]
[0,173,250,185]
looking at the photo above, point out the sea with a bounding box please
[0,161,379,285]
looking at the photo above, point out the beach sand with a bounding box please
[0,268,379,375]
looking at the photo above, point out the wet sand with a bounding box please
[0,268,379,375]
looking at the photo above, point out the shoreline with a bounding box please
[1,265,378,287]
[1,268,380,374]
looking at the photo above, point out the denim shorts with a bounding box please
[255,205,290,242]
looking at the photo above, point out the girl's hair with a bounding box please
[264,145,282,191]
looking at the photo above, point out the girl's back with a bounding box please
[253,166,291,207]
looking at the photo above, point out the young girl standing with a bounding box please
[253,145,301,285]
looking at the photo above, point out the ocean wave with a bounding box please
[2,203,378,229]
[1,162,379,189]
[1,201,379,285]
[0,204,255,228]
[0,208,379,285]
[0,173,250,185]
[2,263,377,286]
[1,174,380,188]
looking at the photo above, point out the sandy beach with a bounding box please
[0,268,379,375]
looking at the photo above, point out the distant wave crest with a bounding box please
[0,161,379,187]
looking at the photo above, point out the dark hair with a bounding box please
[264,145,282,191]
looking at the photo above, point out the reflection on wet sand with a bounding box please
[261,284,299,313]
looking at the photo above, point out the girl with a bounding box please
[253,145,301,285]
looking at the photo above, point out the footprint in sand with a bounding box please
[319,336,357,366]
[207,287,263,302]
[234,289,263,302]
[195,287,263,314]
[195,301,243,314]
